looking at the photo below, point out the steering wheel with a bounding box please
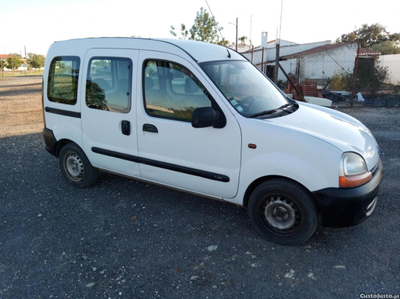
[240,96,256,112]
[243,96,264,112]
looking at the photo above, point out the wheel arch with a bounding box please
[242,175,317,209]
[54,139,75,157]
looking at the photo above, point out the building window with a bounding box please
[143,60,212,121]
[48,56,80,105]
[86,57,132,113]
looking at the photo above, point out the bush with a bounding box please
[356,59,388,96]
[329,72,353,91]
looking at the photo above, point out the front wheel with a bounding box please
[248,179,318,245]
[59,143,99,188]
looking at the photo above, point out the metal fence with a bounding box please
[249,46,400,106]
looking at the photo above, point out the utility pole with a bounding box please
[24,46,27,76]
[229,18,239,51]
[274,0,284,83]
[235,17,238,51]
[250,15,252,47]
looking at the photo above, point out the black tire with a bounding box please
[59,143,99,188]
[248,178,318,245]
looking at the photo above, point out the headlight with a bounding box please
[339,153,372,188]
[343,153,367,176]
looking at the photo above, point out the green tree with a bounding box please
[371,41,400,55]
[6,56,22,70]
[239,36,248,45]
[170,7,229,46]
[27,53,45,69]
[0,59,6,70]
[336,23,400,48]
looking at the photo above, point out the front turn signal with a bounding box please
[339,172,372,188]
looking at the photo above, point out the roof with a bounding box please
[281,43,351,59]
[49,37,245,64]
[0,55,11,59]
[242,40,330,54]
[358,48,380,56]
[250,39,298,50]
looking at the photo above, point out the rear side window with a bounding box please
[48,56,80,105]
[86,57,132,113]
[143,60,212,121]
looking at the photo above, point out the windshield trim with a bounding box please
[199,60,290,118]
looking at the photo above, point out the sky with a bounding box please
[1,0,400,56]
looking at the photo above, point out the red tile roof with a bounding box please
[358,48,380,56]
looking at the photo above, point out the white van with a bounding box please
[42,38,383,245]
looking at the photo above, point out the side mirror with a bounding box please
[192,107,220,128]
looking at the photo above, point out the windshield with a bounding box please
[200,60,289,117]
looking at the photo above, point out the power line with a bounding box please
[204,0,224,41]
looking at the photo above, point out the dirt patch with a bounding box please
[0,77,43,138]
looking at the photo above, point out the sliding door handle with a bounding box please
[121,120,130,136]
[143,123,158,133]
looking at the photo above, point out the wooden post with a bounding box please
[274,42,280,83]
[351,45,360,108]
[251,46,254,64]
[278,62,306,102]
[261,47,264,73]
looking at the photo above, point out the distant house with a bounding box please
[228,43,252,53]
[0,54,28,71]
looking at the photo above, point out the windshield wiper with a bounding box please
[249,109,279,118]
[249,102,295,118]
[278,103,293,110]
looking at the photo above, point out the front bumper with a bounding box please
[313,159,383,227]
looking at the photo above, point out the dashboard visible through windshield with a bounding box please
[200,60,296,118]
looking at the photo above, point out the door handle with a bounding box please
[143,123,158,133]
[121,120,130,136]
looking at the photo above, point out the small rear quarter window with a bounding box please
[48,56,80,105]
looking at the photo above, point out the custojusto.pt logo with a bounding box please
[360,294,399,299]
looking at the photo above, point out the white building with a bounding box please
[279,43,358,83]
[242,32,358,84]
[378,54,400,85]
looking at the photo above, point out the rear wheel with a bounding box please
[59,143,99,188]
[248,179,318,245]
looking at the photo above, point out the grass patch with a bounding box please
[0,70,44,78]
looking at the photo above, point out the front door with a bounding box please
[81,49,140,177]
[137,51,241,198]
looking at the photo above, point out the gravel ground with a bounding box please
[0,78,399,298]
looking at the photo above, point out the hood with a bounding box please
[265,103,380,170]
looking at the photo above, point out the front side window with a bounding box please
[143,60,212,121]
[48,56,80,105]
[201,60,289,117]
[86,57,132,113]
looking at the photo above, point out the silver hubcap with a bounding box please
[263,196,299,230]
[64,153,84,182]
